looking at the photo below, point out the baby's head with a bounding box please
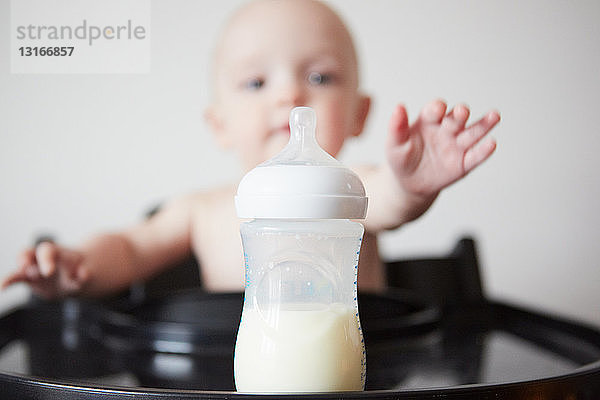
[205,0,371,171]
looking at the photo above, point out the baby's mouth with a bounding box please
[267,126,291,156]
[272,125,291,139]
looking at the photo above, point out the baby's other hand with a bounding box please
[2,241,88,299]
[386,100,500,198]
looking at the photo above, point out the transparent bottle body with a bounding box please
[234,219,366,393]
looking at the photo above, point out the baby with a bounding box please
[2,0,499,298]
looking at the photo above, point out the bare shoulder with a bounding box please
[181,184,238,234]
[182,185,237,215]
[158,185,235,214]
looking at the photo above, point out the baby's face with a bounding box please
[207,0,370,171]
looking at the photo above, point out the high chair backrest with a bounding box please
[385,237,484,308]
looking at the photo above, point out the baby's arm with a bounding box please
[359,100,500,233]
[2,195,196,299]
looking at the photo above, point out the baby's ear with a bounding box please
[352,94,371,137]
[204,105,232,149]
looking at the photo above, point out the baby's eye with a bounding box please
[244,77,265,90]
[307,71,334,86]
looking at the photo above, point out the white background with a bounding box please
[0,0,599,327]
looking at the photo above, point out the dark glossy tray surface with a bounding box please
[1,290,599,399]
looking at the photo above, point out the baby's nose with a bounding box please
[275,78,305,107]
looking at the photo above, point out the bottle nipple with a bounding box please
[289,107,318,153]
[291,106,316,132]
[235,106,368,219]
[269,106,337,166]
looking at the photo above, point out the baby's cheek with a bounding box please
[316,126,346,157]
[236,138,263,170]
[328,111,353,152]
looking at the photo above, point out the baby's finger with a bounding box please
[26,265,40,279]
[419,99,447,124]
[457,111,500,150]
[1,274,22,289]
[59,272,85,294]
[35,241,58,277]
[1,267,31,289]
[57,247,85,280]
[17,248,36,269]
[388,104,410,145]
[441,104,470,135]
[464,137,497,173]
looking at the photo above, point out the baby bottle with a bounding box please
[234,107,368,393]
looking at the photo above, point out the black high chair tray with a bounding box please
[1,289,599,399]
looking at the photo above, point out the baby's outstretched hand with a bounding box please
[386,100,500,198]
[2,241,88,299]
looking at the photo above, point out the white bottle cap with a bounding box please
[235,107,368,219]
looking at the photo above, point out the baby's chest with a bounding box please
[190,204,245,290]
